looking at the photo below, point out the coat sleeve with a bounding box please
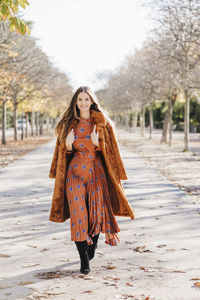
[94,145,101,151]
[65,143,76,154]
[49,136,60,178]
[106,122,128,180]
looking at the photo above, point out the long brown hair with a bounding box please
[54,86,111,145]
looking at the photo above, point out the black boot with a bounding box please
[75,240,90,274]
[88,234,99,260]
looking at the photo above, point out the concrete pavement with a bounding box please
[0,137,200,300]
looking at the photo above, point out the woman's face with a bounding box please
[76,91,93,113]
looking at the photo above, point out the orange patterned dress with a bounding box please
[65,117,120,246]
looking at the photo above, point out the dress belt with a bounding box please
[74,151,97,160]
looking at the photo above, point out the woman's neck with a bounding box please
[80,111,90,120]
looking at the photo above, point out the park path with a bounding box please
[0,135,200,300]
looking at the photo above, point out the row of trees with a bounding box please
[99,0,200,151]
[0,21,73,144]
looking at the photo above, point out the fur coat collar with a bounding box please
[49,109,135,222]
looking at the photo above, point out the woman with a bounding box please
[49,86,134,275]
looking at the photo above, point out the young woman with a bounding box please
[49,86,134,275]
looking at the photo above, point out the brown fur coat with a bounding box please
[49,109,135,222]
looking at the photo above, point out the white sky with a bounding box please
[22,0,151,92]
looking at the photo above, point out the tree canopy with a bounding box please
[0,0,30,35]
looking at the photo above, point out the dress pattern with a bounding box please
[65,117,120,246]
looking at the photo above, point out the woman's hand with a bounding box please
[65,128,75,151]
[90,124,99,147]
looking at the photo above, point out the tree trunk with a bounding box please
[140,105,145,137]
[40,113,44,135]
[125,111,129,129]
[25,111,29,138]
[161,100,170,143]
[132,112,138,133]
[31,111,35,136]
[20,112,24,140]
[161,92,177,144]
[13,101,18,141]
[149,102,153,139]
[35,111,39,136]
[1,99,7,145]
[46,113,49,134]
[184,88,190,151]
[168,97,173,146]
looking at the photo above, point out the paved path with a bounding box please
[0,137,200,300]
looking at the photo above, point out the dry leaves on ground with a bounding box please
[133,246,153,253]
[26,291,66,299]
[82,290,94,294]
[194,282,200,288]
[115,295,151,300]
[0,134,53,169]
[102,264,117,269]
[35,270,75,279]
[0,253,11,257]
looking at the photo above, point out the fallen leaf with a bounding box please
[27,245,37,248]
[102,265,117,269]
[35,270,73,279]
[0,254,11,257]
[103,281,117,286]
[40,248,48,253]
[157,244,167,248]
[194,282,200,287]
[129,275,138,281]
[18,281,35,285]
[23,264,40,268]
[126,282,134,287]
[125,241,136,245]
[46,292,66,296]
[191,278,200,281]
[77,273,87,278]
[121,294,135,299]
[133,246,153,253]
[82,290,93,294]
[171,270,186,273]
[103,276,120,281]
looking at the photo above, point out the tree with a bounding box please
[0,0,30,34]
[146,0,200,150]
[0,22,73,143]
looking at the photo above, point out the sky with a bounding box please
[22,0,151,92]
